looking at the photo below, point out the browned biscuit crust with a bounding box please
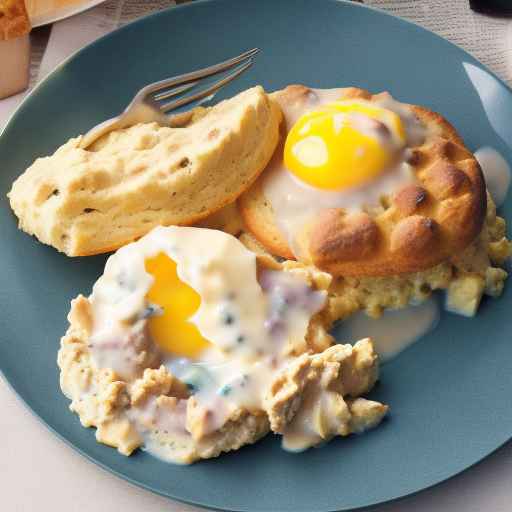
[0,0,30,40]
[238,135,295,261]
[239,86,486,276]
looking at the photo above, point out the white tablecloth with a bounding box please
[2,1,512,511]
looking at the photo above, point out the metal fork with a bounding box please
[79,48,259,149]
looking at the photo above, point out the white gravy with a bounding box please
[87,226,326,462]
[334,299,440,362]
[474,146,511,208]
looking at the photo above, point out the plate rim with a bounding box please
[2,0,512,510]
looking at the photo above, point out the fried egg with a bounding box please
[87,226,326,443]
[262,88,425,256]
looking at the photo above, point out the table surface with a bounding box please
[2,1,512,511]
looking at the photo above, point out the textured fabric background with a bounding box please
[366,0,512,83]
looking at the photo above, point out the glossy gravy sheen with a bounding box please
[475,146,511,207]
[87,226,326,462]
[335,299,440,362]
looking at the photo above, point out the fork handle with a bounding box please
[79,103,169,149]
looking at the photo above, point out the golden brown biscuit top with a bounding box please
[0,0,30,40]
[239,85,487,276]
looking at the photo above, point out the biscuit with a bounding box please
[239,86,486,276]
[194,201,245,236]
[9,86,282,256]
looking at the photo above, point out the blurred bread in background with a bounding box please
[0,0,31,99]
[25,1,81,21]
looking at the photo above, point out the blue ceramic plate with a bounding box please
[1,1,511,511]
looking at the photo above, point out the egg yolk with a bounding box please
[284,100,405,190]
[145,253,210,358]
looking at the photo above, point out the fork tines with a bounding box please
[141,48,260,113]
